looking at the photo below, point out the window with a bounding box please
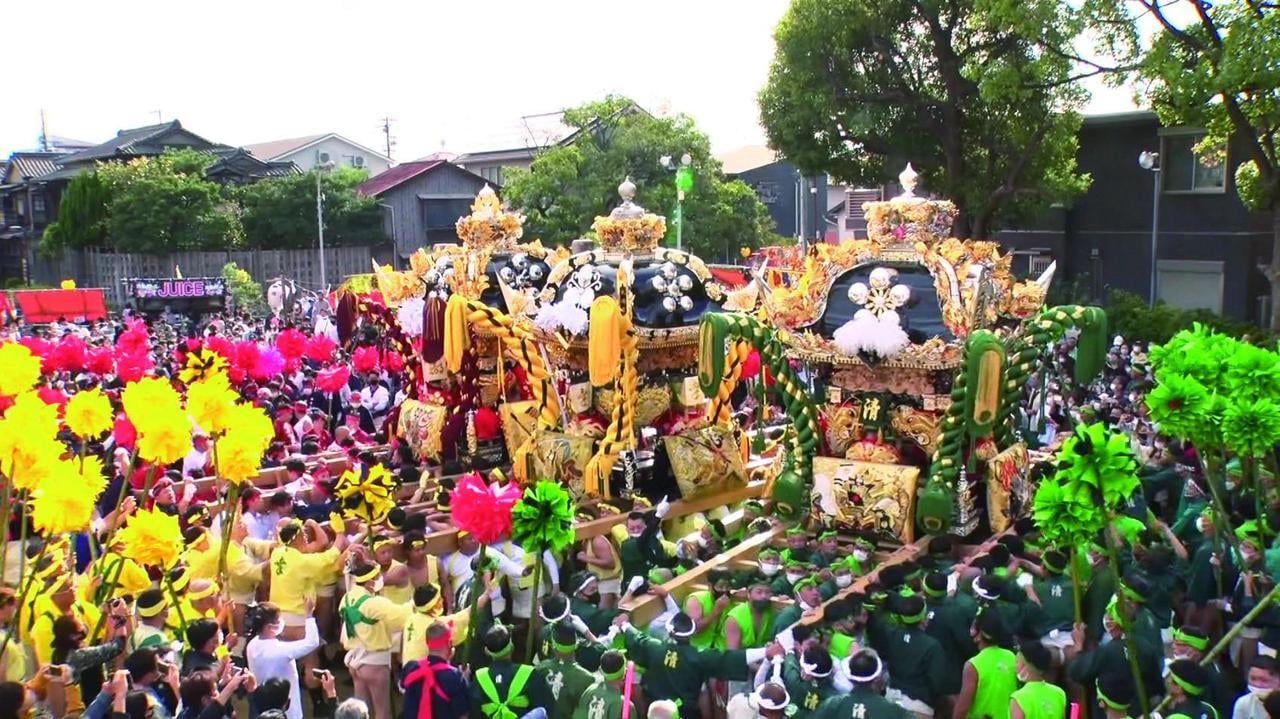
[1162,133,1226,193]
[32,195,44,212]
[1157,259,1223,313]
[479,166,503,185]
[755,181,779,204]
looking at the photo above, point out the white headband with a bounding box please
[800,656,832,678]
[666,614,696,638]
[574,575,598,596]
[846,654,884,683]
[752,685,791,712]
[972,576,999,602]
[538,600,570,624]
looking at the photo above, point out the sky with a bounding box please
[0,0,1142,161]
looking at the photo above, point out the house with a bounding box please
[717,145,832,242]
[244,133,392,175]
[0,120,300,283]
[996,110,1272,323]
[454,104,645,187]
[356,160,492,261]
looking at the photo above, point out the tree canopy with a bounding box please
[1133,0,1280,324]
[40,150,384,255]
[502,96,777,261]
[758,0,1134,239]
[235,165,383,250]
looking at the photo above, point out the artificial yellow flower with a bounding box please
[4,390,59,431]
[0,343,41,397]
[64,387,113,438]
[78,454,108,499]
[117,508,183,568]
[0,393,64,491]
[214,437,261,485]
[135,408,193,465]
[186,375,237,435]
[121,377,182,426]
[178,349,227,386]
[30,462,95,534]
[223,402,275,453]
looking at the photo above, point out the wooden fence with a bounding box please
[28,246,379,306]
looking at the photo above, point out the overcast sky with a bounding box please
[0,0,1140,162]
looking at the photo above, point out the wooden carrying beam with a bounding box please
[418,480,769,556]
[619,524,788,626]
[782,536,928,634]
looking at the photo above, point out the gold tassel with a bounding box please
[444,294,469,373]
[588,296,621,387]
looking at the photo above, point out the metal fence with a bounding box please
[27,246,376,306]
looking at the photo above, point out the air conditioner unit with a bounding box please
[319,152,331,163]
[354,156,365,167]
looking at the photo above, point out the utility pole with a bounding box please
[39,110,49,151]
[379,116,395,161]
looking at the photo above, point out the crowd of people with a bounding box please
[0,302,1277,719]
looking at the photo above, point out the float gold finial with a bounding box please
[898,164,919,198]
[455,185,524,251]
[592,176,666,253]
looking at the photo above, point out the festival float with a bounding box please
[696,165,1108,538]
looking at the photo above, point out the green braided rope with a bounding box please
[698,313,819,499]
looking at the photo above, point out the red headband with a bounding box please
[425,622,454,652]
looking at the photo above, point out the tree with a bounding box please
[221,261,267,314]
[235,165,385,250]
[502,96,776,261]
[41,171,109,255]
[758,0,1134,239]
[95,149,242,253]
[1133,1,1280,328]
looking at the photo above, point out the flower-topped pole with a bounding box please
[509,480,576,661]
[1035,423,1149,716]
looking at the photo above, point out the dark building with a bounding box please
[997,111,1272,323]
[356,160,492,261]
[0,120,298,283]
[719,145,829,244]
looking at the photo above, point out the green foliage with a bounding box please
[757,0,1133,238]
[502,96,776,261]
[220,262,267,315]
[235,166,385,250]
[95,149,242,253]
[1104,290,1275,347]
[41,171,109,255]
[1137,2,1279,214]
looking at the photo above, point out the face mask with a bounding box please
[1172,652,1193,661]
[786,572,805,585]
[697,536,709,548]
[628,529,643,538]
[1016,670,1030,683]
[371,578,384,593]
[1249,684,1272,699]
[836,575,853,588]
[760,563,780,577]
[267,622,283,635]
[853,549,869,562]
[751,598,772,612]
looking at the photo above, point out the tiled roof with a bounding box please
[7,152,63,180]
[356,160,442,196]
[54,120,226,167]
[242,134,327,161]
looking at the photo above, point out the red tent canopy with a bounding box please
[709,265,751,289]
[13,289,108,323]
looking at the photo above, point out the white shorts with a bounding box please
[228,589,256,605]
[886,689,935,718]
[1040,630,1076,664]
[316,584,337,598]
[345,646,392,669]
[596,577,622,596]
[281,612,308,628]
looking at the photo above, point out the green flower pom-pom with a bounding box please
[1223,398,1280,458]
[1145,372,1210,438]
[1055,423,1139,510]
[1032,477,1100,547]
[510,480,576,554]
[1225,344,1280,402]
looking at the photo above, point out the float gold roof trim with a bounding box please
[590,177,667,254]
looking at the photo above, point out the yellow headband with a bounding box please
[372,537,396,551]
[354,565,381,584]
[169,570,191,593]
[138,598,169,619]
[187,582,220,602]
[415,592,443,616]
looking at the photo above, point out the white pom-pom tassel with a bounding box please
[396,297,425,337]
